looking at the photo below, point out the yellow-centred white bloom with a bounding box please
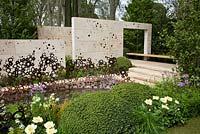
[153,96,159,100]
[32,116,43,123]
[165,96,172,101]
[55,98,59,102]
[162,104,169,110]
[44,121,55,129]
[25,124,37,134]
[46,128,57,134]
[175,100,179,104]
[160,97,167,103]
[144,99,152,105]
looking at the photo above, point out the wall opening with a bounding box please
[123,29,144,57]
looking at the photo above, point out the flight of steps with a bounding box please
[128,59,177,86]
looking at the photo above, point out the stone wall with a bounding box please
[0,40,66,75]
[37,18,152,63]
[72,17,123,63]
[72,17,152,63]
[38,26,72,56]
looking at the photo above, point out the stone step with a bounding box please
[127,59,177,85]
[130,59,176,72]
[129,67,164,78]
[128,71,162,83]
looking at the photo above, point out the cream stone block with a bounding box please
[72,17,124,63]
[38,26,72,56]
[123,21,152,30]
[72,17,123,31]
[92,31,123,42]
[0,40,16,55]
[0,40,66,73]
[73,29,97,41]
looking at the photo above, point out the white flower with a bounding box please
[43,103,49,108]
[153,96,159,100]
[144,99,152,105]
[162,104,169,110]
[15,119,21,124]
[9,127,14,132]
[175,100,179,104]
[19,124,25,129]
[15,113,21,118]
[44,121,55,129]
[55,98,59,102]
[25,124,37,134]
[32,96,41,103]
[50,93,55,98]
[36,97,41,102]
[32,116,43,123]
[165,96,172,101]
[46,128,57,134]
[160,97,167,103]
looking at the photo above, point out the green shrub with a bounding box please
[114,56,132,72]
[153,80,200,119]
[59,91,136,134]
[167,1,200,86]
[178,88,200,118]
[111,82,153,108]
[0,0,37,39]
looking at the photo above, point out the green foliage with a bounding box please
[123,0,170,54]
[123,29,144,53]
[30,93,60,125]
[8,127,24,134]
[153,79,200,118]
[167,0,200,84]
[111,82,152,108]
[114,56,132,72]
[0,0,37,39]
[59,91,136,134]
[134,103,164,134]
[5,93,60,134]
[135,95,184,132]
[178,88,200,118]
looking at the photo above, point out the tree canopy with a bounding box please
[123,0,170,54]
[0,0,37,39]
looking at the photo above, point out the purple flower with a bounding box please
[184,79,189,84]
[181,74,189,79]
[29,84,46,96]
[178,82,185,87]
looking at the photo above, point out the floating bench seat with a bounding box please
[126,53,174,59]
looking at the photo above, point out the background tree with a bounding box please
[108,0,120,20]
[0,0,37,39]
[65,0,71,26]
[167,0,200,85]
[123,0,170,54]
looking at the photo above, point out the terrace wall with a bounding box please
[0,40,66,74]
[72,17,152,63]
[38,26,72,56]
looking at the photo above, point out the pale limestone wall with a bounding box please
[0,40,66,74]
[72,17,123,63]
[72,17,152,63]
[38,26,72,56]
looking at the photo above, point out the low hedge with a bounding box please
[111,82,153,108]
[114,56,132,72]
[59,91,136,134]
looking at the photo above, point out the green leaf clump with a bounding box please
[59,91,136,134]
